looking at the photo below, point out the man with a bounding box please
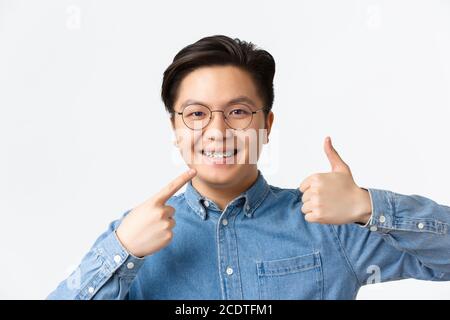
[48,35,450,300]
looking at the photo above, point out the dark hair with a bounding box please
[161,35,275,116]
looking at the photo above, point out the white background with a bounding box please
[1,0,449,299]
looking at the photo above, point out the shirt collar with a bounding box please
[184,170,270,220]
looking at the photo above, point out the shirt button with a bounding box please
[203,200,210,207]
[246,205,250,211]
[226,267,234,275]
[222,219,228,226]
[88,287,95,294]
[417,222,424,229]
[379,215,386,223]
[370,226,378,232]
[127,262,135,269]
[113,255,122,264]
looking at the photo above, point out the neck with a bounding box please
[192,167,259,210]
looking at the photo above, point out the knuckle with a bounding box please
[162,220,171,230]
[156,209,166,219]
[163,208,175,217]
[166,206,175,214]
[165,230,173,241]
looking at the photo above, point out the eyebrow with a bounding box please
[179,95,257,111]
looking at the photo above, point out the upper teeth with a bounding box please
[204,151,234,158]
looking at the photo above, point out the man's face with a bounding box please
[171,65,273,187]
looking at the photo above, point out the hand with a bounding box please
[116,168,197,257]
[299,137,372,225]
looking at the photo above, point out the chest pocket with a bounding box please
[256,251,323,300]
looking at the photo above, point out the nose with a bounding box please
[203,111,233,140]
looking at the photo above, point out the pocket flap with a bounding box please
[257,252,320,276]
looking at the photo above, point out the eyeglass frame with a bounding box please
[172,103,265,131]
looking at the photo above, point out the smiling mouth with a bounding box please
[201,149,239,159]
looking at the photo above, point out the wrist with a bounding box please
[353,187,372,224]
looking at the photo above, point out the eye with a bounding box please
[183,104,209,119]
[192,111,205,117]
[228,107,251,117]
[185,110,207,118]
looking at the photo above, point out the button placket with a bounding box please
[217,207,243,299]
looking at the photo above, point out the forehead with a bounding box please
[174,65,262,110]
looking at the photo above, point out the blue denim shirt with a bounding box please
[48,171,450,299]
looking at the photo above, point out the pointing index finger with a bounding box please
[154,169,197,205]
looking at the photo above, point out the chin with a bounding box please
[195,164,244,187]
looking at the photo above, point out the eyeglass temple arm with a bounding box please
[252,109,265,114]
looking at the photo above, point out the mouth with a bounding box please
[202,149,238,158]
[199,148,240,165]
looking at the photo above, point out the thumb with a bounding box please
[324,136,351,173]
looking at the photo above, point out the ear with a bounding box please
[263,111,274,144]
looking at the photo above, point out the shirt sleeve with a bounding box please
[47,210,146,300]
[332,188,450,287]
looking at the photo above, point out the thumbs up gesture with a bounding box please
[299,137,372,225]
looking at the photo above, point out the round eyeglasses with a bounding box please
[173,103,265,130]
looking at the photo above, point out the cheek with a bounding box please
[175,129,203,163]
[233,129,262,164]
